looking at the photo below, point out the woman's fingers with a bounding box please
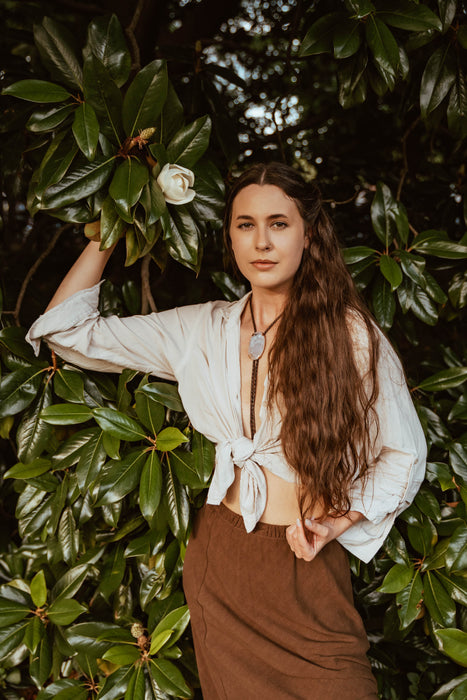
[286,519,316,561]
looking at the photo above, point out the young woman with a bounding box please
[27,163,426,699]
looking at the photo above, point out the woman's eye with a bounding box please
[272,221,287,229]
[238,222,253,229]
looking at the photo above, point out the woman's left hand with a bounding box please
[286,510,365,561]
[286,518,336,561]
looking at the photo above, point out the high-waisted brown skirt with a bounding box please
[183,503,378,699]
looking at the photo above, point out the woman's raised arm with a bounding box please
[46,239,115,311]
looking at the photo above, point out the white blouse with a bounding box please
[26,283,427,563]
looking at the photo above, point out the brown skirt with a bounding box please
[183,503,378,700]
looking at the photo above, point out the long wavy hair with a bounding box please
[223,162,380,519]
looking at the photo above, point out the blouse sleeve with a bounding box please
[337,319,427,563]
[25,282,203,380]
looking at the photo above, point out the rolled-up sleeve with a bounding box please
[337,324,427,562]
[26,282,198,380]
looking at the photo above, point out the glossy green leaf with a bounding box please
[438,0,457,33]
[164,460,190,541]
[396,570,423,628]
[30,632,52,688]
[378,563,414,593]
[365,16,400,83]
[95,545,125,602]
[161,205,201,272]
[84,14,131,88]
[58,507,79,565]
[342,246,377,264]
[166,115,211,168]
[92,406,146,440]
[151,605,190,651]
[337,48,368,108]
[135,390,165,434]
[76,428,107,493]
[16,382,54,463]
[23,615,45,652]
[372,275,395,329]
[41,403,93,425]
[449,442,467,481]
[123,59,168,137]
[83,55,124,145]
[35,135,78,198]
[124,665,145,700]
[54,369,85,403]
[0,620,28,658]
[72,102,99,161]
[0,597,30,627]
[445,525,467,574]
[377,2,442,32]
[4,457,51,480]
[333,19,362,59]
[420,44,456,118]
[139,451,163,521]
[42,156,115,209]
[109,158,149,218]
[418,367,467,392]
[384,526,410,565]
[51,564,89,603]
[34,17,83,90]
[139,382,184,412]
[379,254,403,290]
[0,367,44,418]
[26,103,74,132]
[157,427,189,452]
[423,571,456,626]
[149,629,174,655]
[36,680,88,700]
[98,665,135,700]
[96,451,146,506]
[102,644,141,666]
[371,182,398,246]
[99,195,126,249]
[299,13,344,56]
[30,570,48,607]
[149,658,192,698]
[48,599,87,626]
[435,628,467,666]
[3,79,71,103]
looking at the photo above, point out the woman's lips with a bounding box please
[251,260,277,270]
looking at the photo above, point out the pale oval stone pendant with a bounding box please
[248,332,266,361]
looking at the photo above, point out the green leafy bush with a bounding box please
[1,3,467,699]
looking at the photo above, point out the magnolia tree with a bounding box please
[1,2,467,700]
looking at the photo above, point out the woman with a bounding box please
[27,162,426,699]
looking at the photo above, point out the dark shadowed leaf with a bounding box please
[139,451,163,521]
[41,403,93,425]
[377,2,442,32]
[84,14,131,88]
[16,383,53,462]
[3,79,71,103]
[34,17,83,90]
[96,451,146,505]
[72,102,99,161]
[83,55,124,145]
[0,367,44,418]
[299,13,345,56]
[122,60,168,137]
[42,156,115,209]
[166,116,211,168]
[420,44,456,118]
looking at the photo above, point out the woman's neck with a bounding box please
[248,288,289,329]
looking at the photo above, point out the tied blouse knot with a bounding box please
[26,282,427,563]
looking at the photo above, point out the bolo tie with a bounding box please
[247,295,282,438]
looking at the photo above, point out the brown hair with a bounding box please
[223,162,380,519]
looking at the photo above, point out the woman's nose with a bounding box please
[255,226,272,250]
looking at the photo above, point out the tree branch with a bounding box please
[141,253,157,314]
[13,224,71,325]
[126,0,146,71]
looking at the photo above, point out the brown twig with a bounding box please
[12,224,71,325]
[141,253,157,314]
[397,116,420,201]
[323,191,360,206]
[126,0,146,71]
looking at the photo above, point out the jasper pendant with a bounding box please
[248,332,266,360]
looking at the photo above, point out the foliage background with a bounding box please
[0,0,466,698]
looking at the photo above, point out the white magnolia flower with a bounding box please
[156,163,196,205]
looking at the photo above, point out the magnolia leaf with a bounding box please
[72,102,99,161]
[84,14,131,88]
[30,571,48,608]
[3,79,71,103]
[34,17,83,90]
[139,451,163,522]
[122,59,168,137]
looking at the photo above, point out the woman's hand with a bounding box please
[286,511,365,561]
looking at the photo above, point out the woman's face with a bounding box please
[229,184,308,295]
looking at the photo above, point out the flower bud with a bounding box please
[156,163,195,205]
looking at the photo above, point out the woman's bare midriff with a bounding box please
[222,465,302,525]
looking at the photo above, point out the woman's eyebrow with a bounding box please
[235,213,289,220]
